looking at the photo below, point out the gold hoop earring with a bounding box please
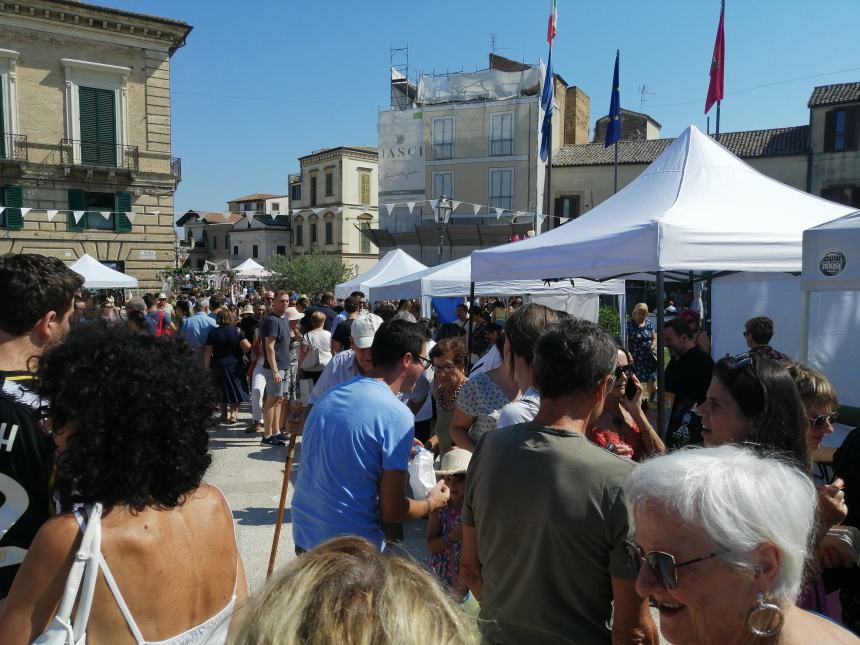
[746,592,784,638]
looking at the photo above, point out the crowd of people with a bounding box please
[0,252,859,644]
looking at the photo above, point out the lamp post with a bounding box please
[434,194,453,264]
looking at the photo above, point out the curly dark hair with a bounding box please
[34,323,215,511]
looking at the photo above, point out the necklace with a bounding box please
[439,381,465,411]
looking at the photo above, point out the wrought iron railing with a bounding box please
[170,157,182,182]
[59,139,139,170]
[0,133,28,161]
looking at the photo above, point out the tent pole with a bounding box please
[467,281,475,370]
[799,290,810,364]
[656,271,666,438]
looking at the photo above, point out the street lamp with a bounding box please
[434,194,453,263]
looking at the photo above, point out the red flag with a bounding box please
[704,4,725,114]
[547,0,557,45]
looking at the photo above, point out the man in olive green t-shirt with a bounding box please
[461,319,658,645]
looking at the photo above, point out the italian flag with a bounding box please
[547,0,558,45]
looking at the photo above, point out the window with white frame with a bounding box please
[0,49,20,161]
[433,172,453,200]
[433,117,454,160]
[489,169,513,210]
[490,113,514,156]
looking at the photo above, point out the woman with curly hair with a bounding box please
[0,324,247,644]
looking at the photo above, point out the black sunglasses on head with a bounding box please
[626,542,725,589]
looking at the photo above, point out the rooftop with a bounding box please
[227,193,281,203]
[176,210,242,226]
[553,125,809,167]
[808,82,860,108]
[299,146,378,161]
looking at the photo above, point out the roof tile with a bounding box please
[808,82,860,108]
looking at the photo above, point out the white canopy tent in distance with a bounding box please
[335,249,427,301]
[233,258,272,280]
[471,125,855,431]
[800,210,860,420]
[69,253,139,290]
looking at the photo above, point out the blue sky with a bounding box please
[98,0,860,217]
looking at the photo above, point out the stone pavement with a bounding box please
[206,405,664,642]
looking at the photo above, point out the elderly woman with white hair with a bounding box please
[625,302,658,402]
[626,445,858,644]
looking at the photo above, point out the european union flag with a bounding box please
[539,49,553,163]
[604,50,621,148]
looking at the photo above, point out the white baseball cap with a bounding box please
[350,313,383,349]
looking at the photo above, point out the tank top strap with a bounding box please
[98,557,147,644]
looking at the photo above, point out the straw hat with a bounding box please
[436,448,472,478]
[241,305,255,316]
[285,306,304,321]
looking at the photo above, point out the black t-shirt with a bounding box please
[260,313,292,371]
[0,372,54,598]
[664,346,714,450]
[300,306,338,334]
[332,319,354,349]
[238,316,259,341]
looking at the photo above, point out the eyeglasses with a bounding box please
[414,355,432,370]
[730,352,756,371]
[432,362,459,374]
[808,412,838,428]
[35,404,66,437]
[742,330,750,337]
[614,364,634,379]
[627,543,725,589]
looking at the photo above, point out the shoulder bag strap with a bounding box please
[71,502,102,640]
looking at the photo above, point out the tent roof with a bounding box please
[368,255,625,302]
[472,125,856,283]
[69,254,138,289]
[335,249,426,299]
[801,210,860,292]
[233,258,271,278]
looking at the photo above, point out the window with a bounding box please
[554,195,582,221]
[197,259,205,269]
[0,186,23,230]
[360,221,371,254]
[78,86,116,166]
[212,235,217,250]
[0,81,6,159]
[295,223,304,246]
[825,108,859,152]
[311,222,318,244]
[276,245,286,256]
[252,244,259,258]
[489,169,513,210]
[310,176,318,206]
[0,49,20,161]
[432,172,453,200]
[433,117,454,159]
[325,221,333,245]
[359,171,371,205]
[291,183,302,202]
[490,113,514,156]
[66,190,133,232]
[271,202,280,213]
[224,235,229,249]
[233,245,239,256]
[821,186,860,209]
[325,172,334,196]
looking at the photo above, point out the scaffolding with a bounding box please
[390,45,416,111]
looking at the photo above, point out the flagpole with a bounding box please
[546,43,553,230]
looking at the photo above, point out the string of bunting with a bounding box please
[0,207,146,224]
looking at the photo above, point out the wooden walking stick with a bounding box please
[267,429,298,579]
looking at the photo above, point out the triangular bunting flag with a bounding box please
[495,207,505,220]
[451,201,461,212]
[20,208,32,218]
[46,210,59,222]
[99,211,111,220]
[125,212,136,223]
[472,203,482,216]
[428,199,438,210]
[383,203,395,217]
[333,207,342,214]
[406,201,416,215]
[0,207,5,216]
[311,208,323,216]
[222,212,231,221]
[73,210,86,224]
[244,210,256,219]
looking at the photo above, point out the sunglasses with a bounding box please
[614,364,634,379]
[627,543,725,589]
[808,412,838,428]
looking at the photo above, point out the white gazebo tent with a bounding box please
[368,254,625,320]
[233,258,272,280]
[69,253,138,289]
[799,210,860,411]
[471,125,855,427]
[335,249,427,300]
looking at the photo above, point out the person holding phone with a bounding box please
[587,345,665,461]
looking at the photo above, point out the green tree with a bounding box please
[598,304,621,337]
[266,248,354,295]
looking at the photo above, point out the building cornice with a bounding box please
[299,147,378,166]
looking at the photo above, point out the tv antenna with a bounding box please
[638,84,655,111]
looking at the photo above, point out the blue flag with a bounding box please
[540,49,553,163]
[604,50,621,148]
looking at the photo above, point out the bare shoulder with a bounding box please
[30,512,84,559]
[188,483,234,520]
[789,610,860,644]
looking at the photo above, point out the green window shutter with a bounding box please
[115,192,132,232]
[79,87,116,165]
[4,186,23,230]
[68,189,87,230]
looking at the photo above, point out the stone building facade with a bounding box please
[0,0,190,288]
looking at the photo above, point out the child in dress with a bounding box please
[426,449,472,602]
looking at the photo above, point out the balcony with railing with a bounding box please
[60,139,139,171]
[171,157,182,182]
[0,134,28,161]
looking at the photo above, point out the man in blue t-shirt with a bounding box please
[292,319,450,552]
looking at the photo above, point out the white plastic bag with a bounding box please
[408,448,437,500]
